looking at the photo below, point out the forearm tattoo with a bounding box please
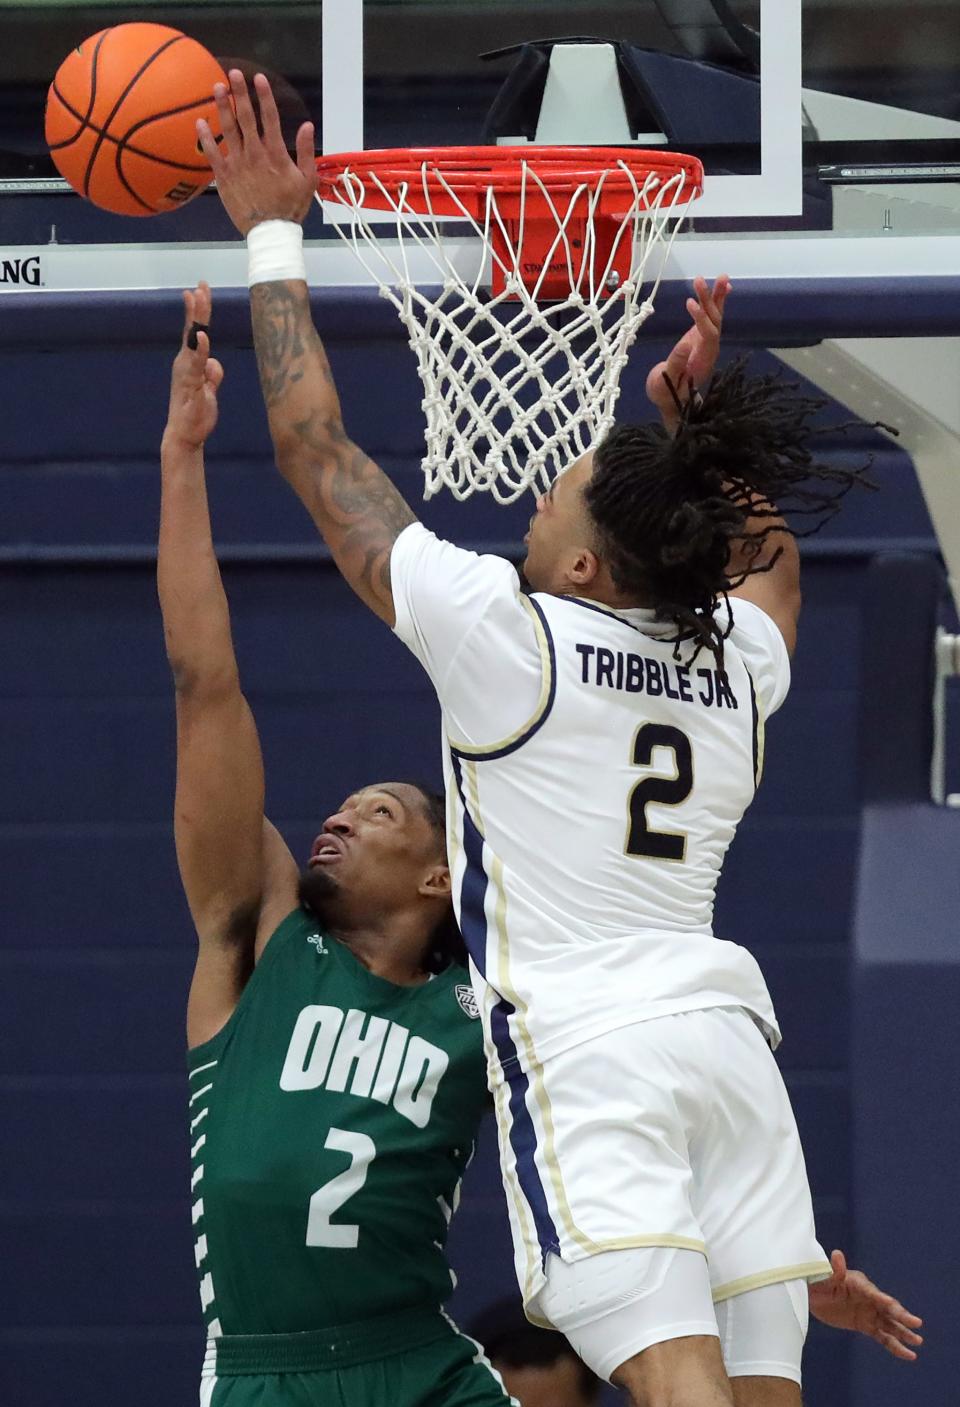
[250,281,415,613]
[250,281,309,409]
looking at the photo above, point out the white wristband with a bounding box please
[247,221,306,287]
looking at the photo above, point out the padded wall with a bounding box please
[848,555,959,1407]
[0,289,942,1407]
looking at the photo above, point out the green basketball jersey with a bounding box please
[186,907,489,1335]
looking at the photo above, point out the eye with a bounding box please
[374,803,392,817]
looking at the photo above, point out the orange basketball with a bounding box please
[45,24,228,217]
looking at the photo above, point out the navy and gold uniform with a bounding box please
[390,522,829,1315]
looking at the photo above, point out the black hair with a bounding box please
[412,784,447,850]
[584,357,881,670]
[469,1299,600,1400]
[214,58,312,154]
[402,781,469,975]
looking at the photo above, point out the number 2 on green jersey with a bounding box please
[306,1128,375,1248]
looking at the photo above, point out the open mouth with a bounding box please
[309,836,345,866]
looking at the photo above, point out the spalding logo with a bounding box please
[454,984,480,1020]
[0,256,41,287]
[164,181,201,205]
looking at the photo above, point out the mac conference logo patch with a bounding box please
[455,984,480,1020]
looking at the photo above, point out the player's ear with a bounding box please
[569,547,600,587]
[419,863,451,900]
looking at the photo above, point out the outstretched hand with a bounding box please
[808,1249,924,1362]
[164,283,224,450]
[197,70,316,237]
[646,274,731,432]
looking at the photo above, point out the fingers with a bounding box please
[685,299,718,342]
[252,72,287,159]
[885,1300,923,1331]
[194,279,212,326]
[205,356,225,392]
[682,282,721,385]
[845,1268,922,1329]
[712,273,732,313]
[878,1306,924,1358]
[844,1269,891,1307]
[877,1313,923,1358]
[830,1248,848,1278]
[180,296,206,361]
[197,73,242,171]
[664,333,694,372]
[180,284,213,353]
[296,120,318,189]
[690,273,729,332]
[228,68,261,146]
[200,83,237,175]
[876,1329,919,1362]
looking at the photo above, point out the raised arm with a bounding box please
[159,284,297,1046]
[197,71,417,628]
[643,278,802,650]
[646,275,732,435]
[726,500,801,657]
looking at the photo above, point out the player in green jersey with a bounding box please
[159,283,518,1407]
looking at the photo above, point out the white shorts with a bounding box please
[490,1005,829,1307]
[532,1245,810,1384]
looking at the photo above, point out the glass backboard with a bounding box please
[1,0,959,291]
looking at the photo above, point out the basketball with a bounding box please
[45,23,228,217]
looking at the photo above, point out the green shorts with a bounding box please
[200,1307,515,1407]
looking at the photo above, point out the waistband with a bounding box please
[203,1306,452,1375]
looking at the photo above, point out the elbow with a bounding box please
[169,657,240,702]
[270,432,312,487]
[272,440,302,483]
[270,415,350,483]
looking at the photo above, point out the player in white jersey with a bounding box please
[385,401,833,1407]
[198,73,925,1407]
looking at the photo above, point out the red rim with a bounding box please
[315,145,703,217]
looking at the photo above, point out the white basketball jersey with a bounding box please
[391,524,787,1071]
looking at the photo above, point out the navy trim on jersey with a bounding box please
[450,755,489,979]
[450,754,560,1265]
[449,597,557,763]
[561,594,669,637]
[746,671,760,789]
[490,998,561,1265]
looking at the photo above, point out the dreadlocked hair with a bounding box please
[584,357,882,670]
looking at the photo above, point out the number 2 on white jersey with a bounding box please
[305,1128,376,1248]
[626,723,693,861]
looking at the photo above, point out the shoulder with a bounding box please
[186,906,316,1057]
[391,523,522,604]
[256,905,323,964]
[722,597,791,716]
[389,525,544,732]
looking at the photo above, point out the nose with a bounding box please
[323,811,355,838]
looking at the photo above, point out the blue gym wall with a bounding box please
[0,289,955,1406]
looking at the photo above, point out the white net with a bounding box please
[316,157,695,503]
